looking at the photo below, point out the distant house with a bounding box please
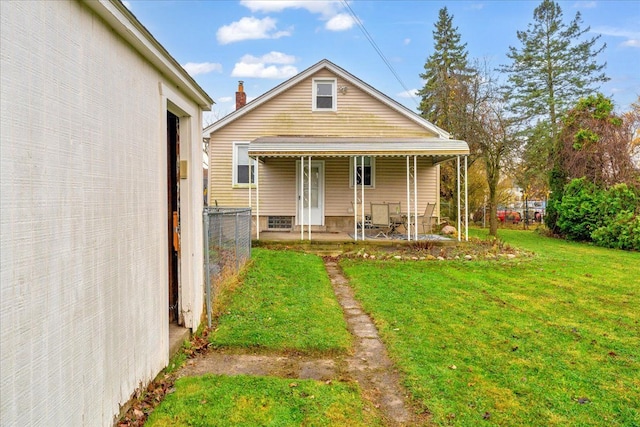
[204,59,469,240]
[1,1,212,425]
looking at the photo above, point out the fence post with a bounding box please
[235,212,239,272]
[203,209,212,328]
[202,211,211,327]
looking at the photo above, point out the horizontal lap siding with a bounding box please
[0,1,199,425]
[209,68,442,211]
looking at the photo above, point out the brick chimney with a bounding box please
[235,81,246,110]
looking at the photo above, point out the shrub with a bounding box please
[556,178,603,241]
[591,211,640,250]
[590,184,640,250]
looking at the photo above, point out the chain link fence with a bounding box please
[203,207,252,327]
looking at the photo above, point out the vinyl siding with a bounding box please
[209,68,442,219]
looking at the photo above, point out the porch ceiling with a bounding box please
[248,136,469,163]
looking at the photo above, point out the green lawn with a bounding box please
[209,248,351,354]
[145,375,383,427]
[340,229,640,426]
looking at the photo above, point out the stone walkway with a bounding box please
[178,258,427,426]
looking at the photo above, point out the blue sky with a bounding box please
[125,0,640,124]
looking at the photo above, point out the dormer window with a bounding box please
[312,78,337,111]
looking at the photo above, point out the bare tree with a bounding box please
[465,64,521,236]
[558,94,640,189]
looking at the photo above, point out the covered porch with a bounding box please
[247,136,470,242]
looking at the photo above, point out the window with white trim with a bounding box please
[232,142,256,186]
[350,156,375,188]
[312,78,337,111]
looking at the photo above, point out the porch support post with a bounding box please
[457,155,461,242]
[413,155,418,240]
[361,155,365,241]
[465,156,468,241]
[353,156,357,241]
[406,156,411,241]
[256,157,260,240]
[308,156,312,241]
[300,156,304,241]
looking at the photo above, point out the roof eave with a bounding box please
[86,0,213,110]
[249,150,469,158]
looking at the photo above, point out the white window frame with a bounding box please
[232,141,256,187]
[312,78,337,112]
[349,156,376,188]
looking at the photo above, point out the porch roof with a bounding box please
[248,136,469,163]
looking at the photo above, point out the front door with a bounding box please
[296,160,324,226]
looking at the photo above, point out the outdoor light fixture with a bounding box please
[338,85,348,94]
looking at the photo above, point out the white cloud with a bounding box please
[241,0,341,17]
[240,0,354,32]
[593,26,640,38]
[573,1,596,9]
[397,89,418,98]
[182,62,222,76]
[122,1,132,10]
[403,38,411,46]
[232,63,298,79]
[217,96,233,103]
[216,16,291,44]
[326,13,355,31]
[241,51,296,65]
[592,26,640,48]
[231,52,298,79]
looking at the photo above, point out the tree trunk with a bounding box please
[487,165,500,237]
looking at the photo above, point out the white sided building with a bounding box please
[1,0,213,425]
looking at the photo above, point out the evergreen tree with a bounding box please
[417,7,474,135]
[500,0,608,231]
[417,7,476,209]
[500,0,608,140]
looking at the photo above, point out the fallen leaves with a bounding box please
[117,328,213,426]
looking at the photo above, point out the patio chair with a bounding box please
[351,201,371,229]
[420,203,437,234]
[370,203,392,238]
[386,202,403,234]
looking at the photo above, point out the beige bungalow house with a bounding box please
[204,59,470,241]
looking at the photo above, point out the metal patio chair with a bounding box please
[386,202,403,234]
[370,203,392,238]
[420,203,437,233]
[351,201,371,229]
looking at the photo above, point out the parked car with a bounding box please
[497,210,521,224]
